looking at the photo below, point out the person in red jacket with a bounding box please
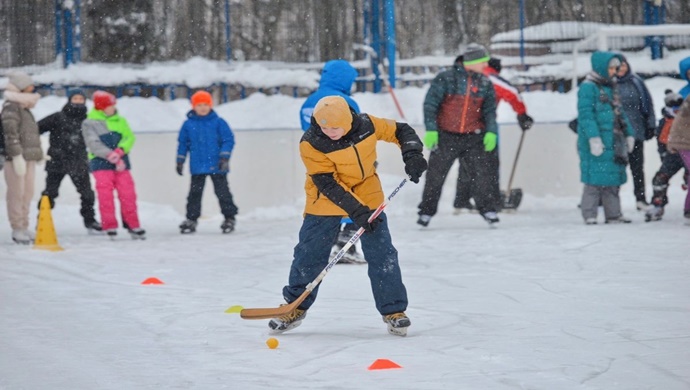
[453,57,533,212]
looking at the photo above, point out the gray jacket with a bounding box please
[1,101,43,161]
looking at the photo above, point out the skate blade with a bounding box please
[268,319,302,335]
[387,325,408,337]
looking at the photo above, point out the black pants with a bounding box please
[628,139,646,202]
[418,132,500,216]
[650,142,687,207]
[454,161,473,208]
[41,161,96,224]
[186,174,238,221]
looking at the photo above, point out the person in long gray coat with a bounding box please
[616,54,656,210]
[1,72,43,244]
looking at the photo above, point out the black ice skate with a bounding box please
[331,243,366,264]
[105,229,117,240]
[268,308,307,334]
[605,216,631,224]
[128,228,147,240]
[84,220,103,235]
[481,211,500,227]
[645,206,664,222]
[179,219,197,234]
[382,312,411,337]
[417,214,432,227]
[221,217,235,234]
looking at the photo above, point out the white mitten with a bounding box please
[627,136,635,153]
[589,137,604,157]
[12,154,27,176]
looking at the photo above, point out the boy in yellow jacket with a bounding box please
[269,96,427,336]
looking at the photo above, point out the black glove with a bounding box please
[176,162,183,176]
[218,158,229,171]
[517,113,534,131]
[403,152,428,183]
[644,126,656,141]
[350,206,382,233]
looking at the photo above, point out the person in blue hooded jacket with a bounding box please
[678,56,690,99]
[299,59,365,264]
[176,91,238,234]
[300,60,360,131]
[577,51,635,225]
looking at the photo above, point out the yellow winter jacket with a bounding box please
[300,110,422,216]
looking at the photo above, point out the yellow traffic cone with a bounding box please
[34,195,64,251]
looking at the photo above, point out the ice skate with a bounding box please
[268,307,307,334]
[417,214,432,227]
[128,228,146,240]
[105,229,118,240]
[605,216,632,224]
[453,202,476,215]
[221,217,235,234]
[12,230,31,245]
[584,218,597,225]
[645,206,664,222]
[382,312,411,337]
[85,220,103,235]
[481,211,499,227]
[179,219,197,234]
[335,244,366,264]
[636,200,650,211]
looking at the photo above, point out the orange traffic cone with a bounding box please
[33,195,64,251]
[367,359,402,370]
[141,277,164,285]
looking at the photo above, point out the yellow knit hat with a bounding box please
[313,96,353,131]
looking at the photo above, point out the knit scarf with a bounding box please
[3,83,40,109]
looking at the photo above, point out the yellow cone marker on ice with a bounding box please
[224,305,244,314]
[33,195,64,252]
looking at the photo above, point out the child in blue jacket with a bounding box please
[176,91,238,234]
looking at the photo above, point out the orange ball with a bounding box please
[266,337,279,349]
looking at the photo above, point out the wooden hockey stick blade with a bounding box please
[240,290,311,320]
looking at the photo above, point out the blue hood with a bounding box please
[680,57,690,81]
[319,60,358,94]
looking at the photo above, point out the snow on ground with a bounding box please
[1,174,688,390]
[1,53,689,389]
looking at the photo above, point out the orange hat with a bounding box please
[313,96,353,131]
[191,91,213,107]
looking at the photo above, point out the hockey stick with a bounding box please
[240,178,408,320]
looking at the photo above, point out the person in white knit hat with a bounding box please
[1,71,43,244]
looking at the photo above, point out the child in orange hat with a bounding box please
[176,90,238,234]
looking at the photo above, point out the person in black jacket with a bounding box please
[38,89,101,233]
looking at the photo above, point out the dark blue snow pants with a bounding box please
[282,213,408,316]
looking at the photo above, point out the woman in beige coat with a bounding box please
[1,72,43,243]
[667,95,690,223]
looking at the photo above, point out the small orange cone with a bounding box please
[141,277,164,285]
[33,195,64,251]
[367,359,402,370]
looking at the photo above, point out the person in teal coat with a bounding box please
[577,51,635,225]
